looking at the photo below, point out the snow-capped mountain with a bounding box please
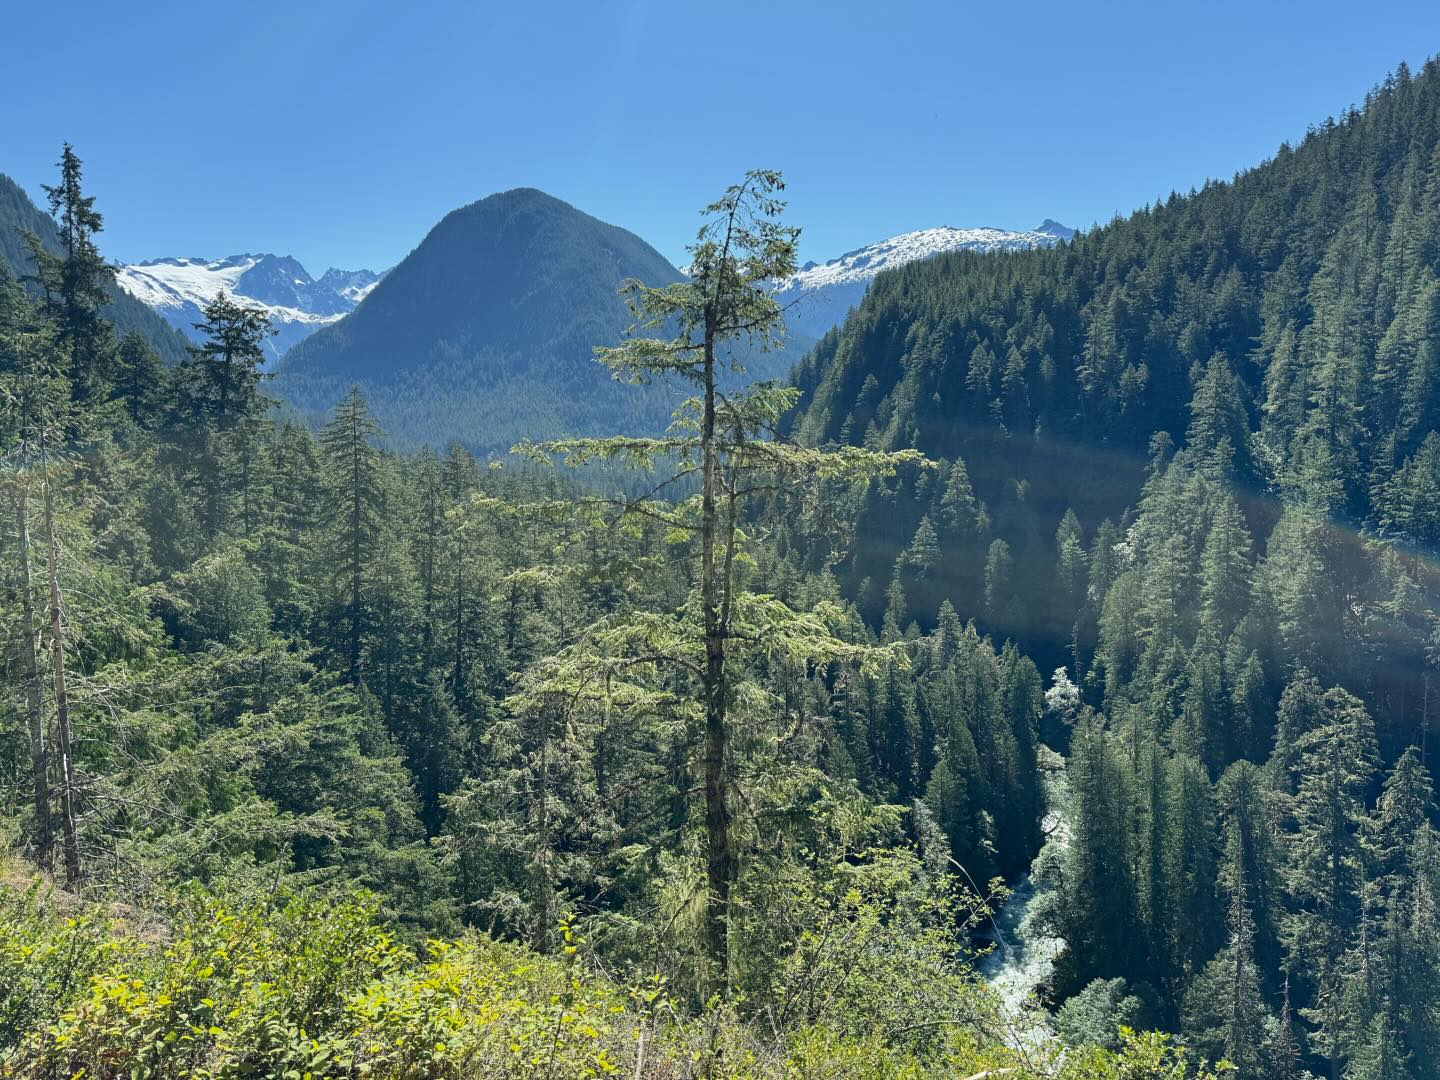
[316,267,383,306]
[776,220,1074,338]
[114,254,384,363]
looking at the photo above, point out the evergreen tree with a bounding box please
[1197,492,1253,643]
[23,143,114,403]
[167,291,273,537]
[0,270,55,871]
[1288,688,1381,1076]
[1346,1013,1416,1080]
[179,291,272,428]
[319,387,386,684]
[984,538,1014,625]
[1186,351,1252,479]
[514,172,924,990]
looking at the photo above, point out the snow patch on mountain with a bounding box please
[781,225,1062,291]
[776,222,1071,338]
[115,255,384,364]
[317,267,384,306]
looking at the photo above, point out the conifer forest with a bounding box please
[7,22,1440,1079]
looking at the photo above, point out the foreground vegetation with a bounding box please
[0,869,1218,1078]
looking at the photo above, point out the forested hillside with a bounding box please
[273,188,812,450]
[0,154,1208,1076]
[0,171,191,366]
[791,58,1440,619]
[9,58,1440,1078]
[776,57,1440,1075]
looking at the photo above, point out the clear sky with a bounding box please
[5,0,1440,275]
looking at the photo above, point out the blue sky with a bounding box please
[6,1,1440,274]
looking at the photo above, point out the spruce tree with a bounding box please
[1288,688,1381,1077]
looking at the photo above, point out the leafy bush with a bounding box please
[0,874,1224,1079]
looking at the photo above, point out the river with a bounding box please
[977,760,1071,1050]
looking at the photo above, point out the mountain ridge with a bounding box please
[776,220,1072,338]
[272,186,732,450]
[114,253,382,363]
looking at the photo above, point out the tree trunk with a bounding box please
[453,526,467,711]
[40,442,81,887]
[699,316,733,990]
[531,701,554,952]
[349,423,363,683]
[239,427,253,537]
[1423,673,1430,768]
[14,483,53,870]
[421,485,437,667]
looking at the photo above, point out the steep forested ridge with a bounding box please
[771,57,1440,1076]
[0,172,190,366]
[792,59,1440,599]
[784,56,1440,735]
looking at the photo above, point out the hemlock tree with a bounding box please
[182,291,272,427]
[0,270,56,871]
[516,171,926,991]
[5,280,83,886]
[320,387,386,684]
[9,146,123,887]
[1287,688,1381,1077]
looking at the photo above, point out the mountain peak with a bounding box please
[461,187,578,215]
[114,252,383,364]
[270,190,730,450]
[775,222,1066,339]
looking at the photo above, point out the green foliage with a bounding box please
[1056,978,1159,1051]
[17,93,1440,1075]
[764,70,1440,1065]
[0,171,189,366]
[1,155,1064,1073]
[0,876,1226,1079]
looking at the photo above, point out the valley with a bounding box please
[3,19,1440,1079]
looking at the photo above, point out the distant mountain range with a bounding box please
[775,221,1074,339]
[7,163,1073,449]
[111,217,1073,381]
[114,255,383,363]
[268,207,1069,448]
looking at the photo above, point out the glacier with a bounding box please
[114,254,384,364]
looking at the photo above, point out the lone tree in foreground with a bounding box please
[516,170,927,992]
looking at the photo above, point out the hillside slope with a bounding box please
[787,60,1440,635]
[776,220,1072,338]
[0,173,191,365]
[274,188,810,449]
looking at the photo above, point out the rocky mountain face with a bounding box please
[114,254,383,363]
